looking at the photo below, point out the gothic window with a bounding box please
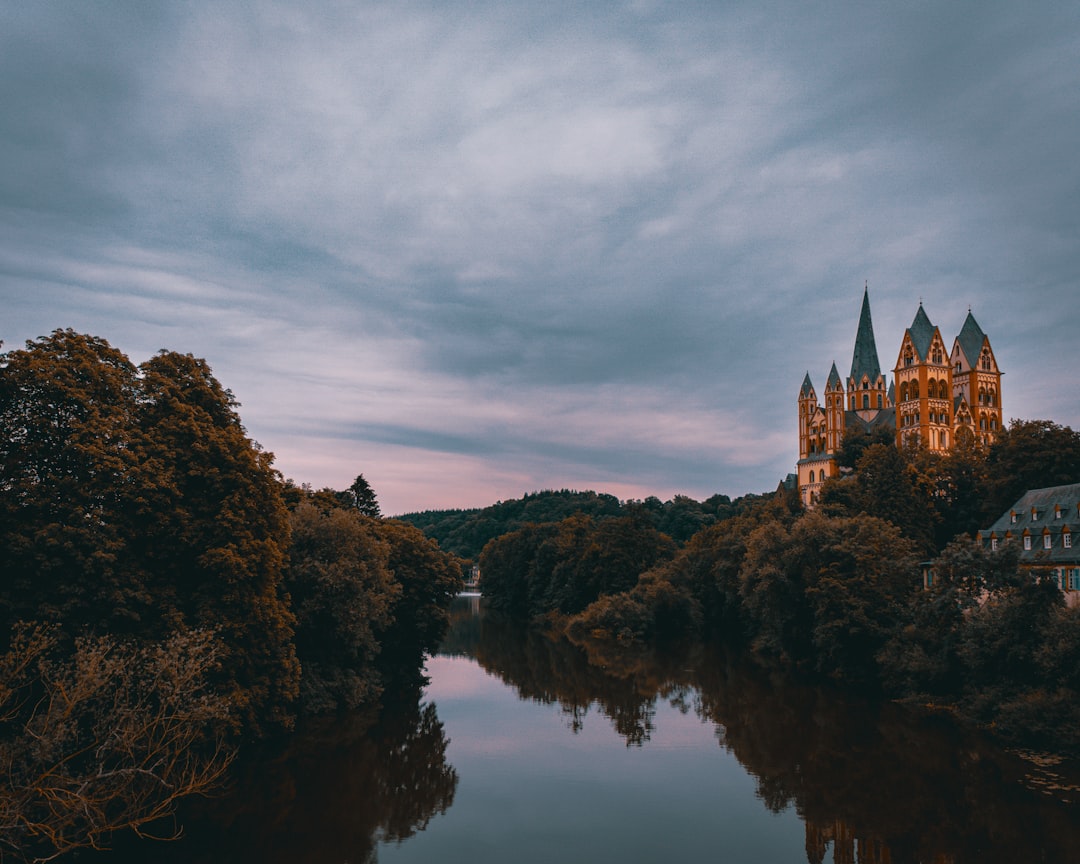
[863,394,869,409]
[904,350,914,367]
[877,394,883,408]
[900,382,909,402]
[910,381,919,399]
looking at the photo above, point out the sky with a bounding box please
[2,2,1078,516]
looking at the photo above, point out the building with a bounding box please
[978,483,1080,605]
[796,289,1003,507]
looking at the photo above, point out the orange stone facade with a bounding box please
[797,291,1002,507]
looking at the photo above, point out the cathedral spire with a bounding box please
[849,287,882,383]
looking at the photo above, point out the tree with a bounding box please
[342,473,381,518]
[0,626,234,862]
[376,520,464,674]
[0,330,151,636]
[981,420,1080,521]
[136,350,300,733]
[286,503,398,713]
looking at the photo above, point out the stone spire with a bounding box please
[849,287,882,383]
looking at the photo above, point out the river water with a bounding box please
[117,595,1080,863]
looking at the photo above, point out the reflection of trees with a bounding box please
[450,599,1080,864]
[469,606,689,746]
[108,690,457,864]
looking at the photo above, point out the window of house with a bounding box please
[1024,535,1032,551]
[863,394,869,409]
[1071,569,1080,591]
[991,537,999,551]
[1055,506,1062,519]
[877,394,883,408]
[1010,511,1018,524]
[1044,534,1053,550]
[1065,532,1073,549]
[1032,508,1039,521]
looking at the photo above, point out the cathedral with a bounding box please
[796,289,1003,507]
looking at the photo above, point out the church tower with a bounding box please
[950,310,1003,447]
[847,287,889,418]
[894,304,953,452]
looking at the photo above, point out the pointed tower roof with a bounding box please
[849,287,882,383]
[826,362,842,390]
[955,310,987,367]
[800,372,815,398]
[907,303,936,360]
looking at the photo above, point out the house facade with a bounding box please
[978,483,1080,605]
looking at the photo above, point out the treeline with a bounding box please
[397,488,762,560]
[480,423,1080,752]
[0,330,461,861]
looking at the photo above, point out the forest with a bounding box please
[478,420,1080,754]
[0,331,462,862]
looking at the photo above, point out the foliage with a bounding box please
[376,520,464,675]
[397,489,759,560]
[0,626,234,862]
[0,334,301,734]
[980,419,1080,522]
[478,514,676,620]
[341,473,381,517]
[285,503,398,713]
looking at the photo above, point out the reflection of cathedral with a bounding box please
[805,819,956,864]
[797,289,1003,507]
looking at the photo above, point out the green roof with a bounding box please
[849,288,882,383]
[956,310,987,367]
[800,372,814,397]
[827,362,842,389]
[907,303,936,361]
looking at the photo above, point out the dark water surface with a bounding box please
[115,596,1080,863]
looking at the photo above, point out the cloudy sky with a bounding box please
[2,2,1078,515]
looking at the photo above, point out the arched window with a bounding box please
[900,382,909,402]
[910,381,920,399]
[877,394,883,408]
[863,394,869,409]
[939,381,949,399]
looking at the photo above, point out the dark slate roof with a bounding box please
[849,288,882,382]
[800,372,814,398]
[956,311,987,367]
[826,362,842,389]
[887,381,895,403]
[980,483,1080,566]
[842,408,896,435]
[907,303,936,361]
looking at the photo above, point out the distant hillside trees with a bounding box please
[398,489,752,560]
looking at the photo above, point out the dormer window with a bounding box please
[991,536,999,551]
[1010,511,1018,524]
[1024,535,1033,551]
[1056,506,1063,519]
[1065,532,1073,550]
[1044,533,1053,550]
[1032,508,1039,521]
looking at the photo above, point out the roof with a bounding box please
[980,483,1080,566]
[849,288,882,383]
[826,362,842,389]
[955,311,987,368]
[906,303,937,361]
[800,372,814,398]
[843,408,896,435]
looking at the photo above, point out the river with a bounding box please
[112,595,1080,863]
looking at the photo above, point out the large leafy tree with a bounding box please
[0,330,151,634]
[286,503,398,712]
[981,419,1080,521]
[0,333,300,733]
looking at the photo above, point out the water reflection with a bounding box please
[108,691,457,864]
[445,598,1080,864]
[104,596,1080,864]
